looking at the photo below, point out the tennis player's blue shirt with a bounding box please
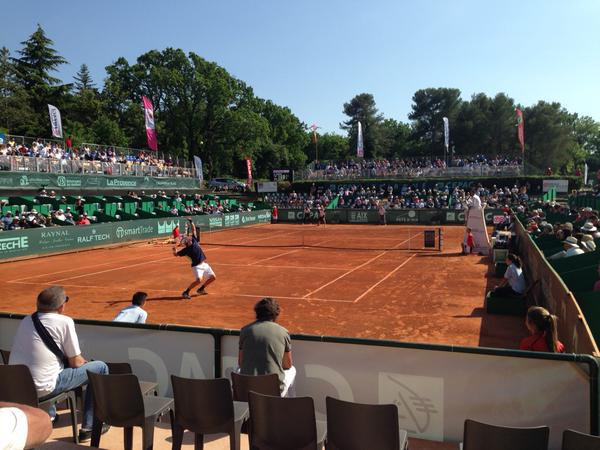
[176,236,206,266]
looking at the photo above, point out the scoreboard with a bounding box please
[272,168,294,182]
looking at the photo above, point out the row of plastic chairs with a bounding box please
[85,371,409,450]
[462,419,600,450]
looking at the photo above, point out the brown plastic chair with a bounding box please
[0,349,10,364]
[171,375,249,450]
[462,419,549,450]
[0,364,79,443]
[86,371,174,450]
[248,391,326,450]
[231,372,280,402]
[562,429,600,450]
[325,396,408,450]
[106,362,159,396]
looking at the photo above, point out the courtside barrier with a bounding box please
[277,208,505,225]
[0,210,271,260]
[0,314,596,449]
[514,219,598,355]
[0,171,199,191]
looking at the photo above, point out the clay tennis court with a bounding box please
[0,224,524,348]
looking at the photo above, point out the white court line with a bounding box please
[213,263,345,271]
[10,254,159,282]
[6,281,352,303]
[352,253,417,303]
[248,237,336,265]
[212,229,304,245]
[301,235,415,299]
[44,230,312,284]
[48,256,176,283]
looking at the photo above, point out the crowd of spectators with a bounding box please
[0,189,253,232]
[307,154,522,179]
[521,203,600,258]
[264,182,530,211]
[0,137,192,177]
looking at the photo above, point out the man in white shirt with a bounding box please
[0,402,52,450]
[113,292,148,324]
[548,236,585,260]
[9,286,109,442]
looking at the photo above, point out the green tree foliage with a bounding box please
[5,25,600,177]
[341,93,384,158]
[408,88,462,155]
[12,25,69,135]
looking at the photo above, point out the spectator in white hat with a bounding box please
[548,236,584,260]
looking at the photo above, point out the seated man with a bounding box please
[113,291,148,324]
[9,286,110,442]
[548,236,584,260]
[238,297,296,397]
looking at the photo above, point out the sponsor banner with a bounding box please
[272,168,294,182]
[0,210,271,260]
[256,181,278,193]
[543,179,568,193]
[0,172,199,190]
[278,209,503,225]
[48,104,63,138]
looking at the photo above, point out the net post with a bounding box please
[438,227,443,252]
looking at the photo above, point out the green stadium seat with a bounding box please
[495,262,507,278]
[576,291,600,345]
[550,251,600,274]
[485,291,526,316]
[560,265,598,293]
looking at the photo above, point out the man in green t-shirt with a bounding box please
[238,298,296,396]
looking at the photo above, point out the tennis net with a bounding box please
[196,225,443,252]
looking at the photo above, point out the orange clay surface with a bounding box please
[0,224,525,348]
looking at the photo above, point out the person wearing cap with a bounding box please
[54,209,67,222]
[548,236,585,260]
[8,286,109,442]
[1,211,14,230]
[581,222,600,239]
[580,234,597,253]
[75,213,90,226]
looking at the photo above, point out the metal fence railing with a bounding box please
[295,164,524,181]
[0,134,196,178]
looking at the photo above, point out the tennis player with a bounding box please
[173,218,216,299]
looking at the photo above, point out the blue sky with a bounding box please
[2,0,599,133]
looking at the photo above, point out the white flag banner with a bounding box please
[584,162,589,185]
[357,121,364,158]
[48,104,63,138]
[443,117,449,149]
[193,156,204,182]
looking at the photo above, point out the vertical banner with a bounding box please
[142,96,158,151]
[357,121,364,158]
[193,156,204,182]
[584,162,589,185]
[516,108,525,155]
[443,117,450,149]
[47,104,63,138]
[245,157,252,187]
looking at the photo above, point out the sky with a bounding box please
[2,0,600,133]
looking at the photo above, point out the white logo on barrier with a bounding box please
[408,210,416,218]
[0,236,28,251]
[379,372,444,441]
[19,175,29,186]
[349,211,369,223]
[77,228,111,243]
[57,176,66,187]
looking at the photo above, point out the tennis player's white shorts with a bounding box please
[192,262,215,281]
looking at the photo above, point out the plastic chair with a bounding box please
[462,419,549,450]
[171,376,249,450]
[0,364,79,443]
[325,396,408,450]
[0,349,9,364]
[105,362,159,396]
[562,429,600,450]
[86,371,173,450]
[248,391,326,450]
[231,372,281,402]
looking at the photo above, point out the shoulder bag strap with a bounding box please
[31,312,69,368]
